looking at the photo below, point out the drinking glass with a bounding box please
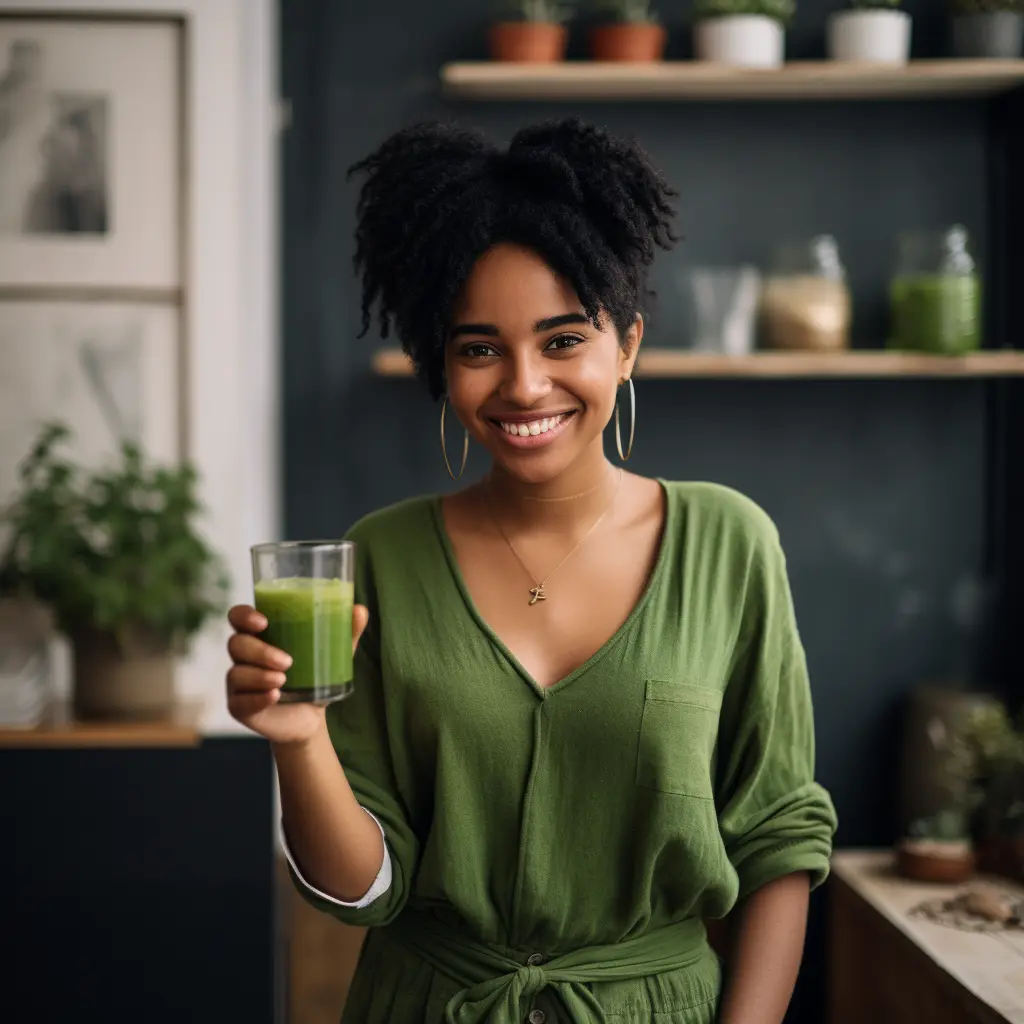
[688,266,761,355]
[250,541,356,704]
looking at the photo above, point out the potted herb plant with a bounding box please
[949,702,1024,881]
[490,0,576,62]
[692,0,796,69]
[950,0,1024,58]
[589,0,667,61]
[897,809,975,883]
[0,423,229,721]
[827,0,912,64]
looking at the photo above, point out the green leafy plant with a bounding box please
[592,0,660,22]
[0,422,229,653]
[950,0,1023,13]
[692,0,796,24]
[907,808,970,842]
[945,702,1024,838]
[498,0,577,22]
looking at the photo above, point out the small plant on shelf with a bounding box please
[827,0,911,64]
[947,702,1024,879]
[951,0,1023,11]
[589,0,666,60]
[691,0,795,69]
[692,0,796,23]
[490,0,576,62]
[897,807,975,883]
[0,421,229,721]
[593,0,659,20]
[949,0,1024,58]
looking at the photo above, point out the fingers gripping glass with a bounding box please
[250,541,356,705]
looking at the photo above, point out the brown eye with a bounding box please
[545,334,585,352]
[460,343,499,359]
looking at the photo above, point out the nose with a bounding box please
[498,349,551,407]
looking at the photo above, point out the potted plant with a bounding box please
[589,0,667,61]
[950,0,1024,58]
[827,0,912,64]
[897,808,975,883]
[0,422,229,721]
[948,702,1024,880]
[692,0,796,69]
[490,0,576,62]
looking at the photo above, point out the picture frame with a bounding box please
[0,300,180,504]
[0,17,181,291]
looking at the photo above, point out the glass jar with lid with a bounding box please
[760,235,851,352]
[889,225,982,354]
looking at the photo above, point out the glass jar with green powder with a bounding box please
[889,225,982,355]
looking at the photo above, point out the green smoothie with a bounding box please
[254,577,354,704]
[889,274,981,355]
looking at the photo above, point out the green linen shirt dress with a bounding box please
[288,480,838,1024]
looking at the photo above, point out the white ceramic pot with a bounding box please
[694,15,784,69]
[827,9,911,64]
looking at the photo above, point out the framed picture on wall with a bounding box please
[0,301,180,504]
[0,18,181,291]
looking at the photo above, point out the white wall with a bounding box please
[5,0,281,734]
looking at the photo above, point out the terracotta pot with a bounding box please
[896,840,974,884]
[72,626,176,721]
[489,22,568,63]
[589,23,667,62]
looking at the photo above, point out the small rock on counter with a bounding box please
[962,885,1019,924]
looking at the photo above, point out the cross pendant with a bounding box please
[528,585,547,606]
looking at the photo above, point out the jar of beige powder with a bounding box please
[760,235,851,352]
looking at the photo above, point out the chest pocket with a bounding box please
[635,679,722,799]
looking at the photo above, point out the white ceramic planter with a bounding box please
[827,9,911,64]
[694,15,784,69]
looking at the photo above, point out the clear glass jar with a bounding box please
[889,225,982,355]
[760,235,851,352]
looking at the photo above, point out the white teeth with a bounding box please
[498,413,566,437]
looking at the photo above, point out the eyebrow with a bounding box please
[449,312,589,340]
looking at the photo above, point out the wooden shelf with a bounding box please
[0,699,205,749]
[441,60,1024,102]
[372,348,1024,379]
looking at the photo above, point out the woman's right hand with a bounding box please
[225,604,369,746]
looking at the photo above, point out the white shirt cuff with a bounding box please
[280,808,393,909]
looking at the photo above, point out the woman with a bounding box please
[226,118,837,1024]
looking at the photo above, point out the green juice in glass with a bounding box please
[254,577,354,703]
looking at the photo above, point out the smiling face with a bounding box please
[445,243,641,486]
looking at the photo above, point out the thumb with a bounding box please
[352,604,370,653]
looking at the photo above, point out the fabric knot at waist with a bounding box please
[393,907,709,1024]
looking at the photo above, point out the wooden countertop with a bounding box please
[0,699,205,749]
[831,849,1024,1023]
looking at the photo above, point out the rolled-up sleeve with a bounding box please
[714,526,837,902]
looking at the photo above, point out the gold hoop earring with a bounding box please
[440,396,468,481]
[614,378,636,462]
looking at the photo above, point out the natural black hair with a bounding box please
[348,117,680,400]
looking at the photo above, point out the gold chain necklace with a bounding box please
[521,477,608,503]
[486,468,623,606]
